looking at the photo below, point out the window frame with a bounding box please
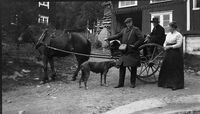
[150,0,172,4]
[38,15,49,25]
[150,11,173,33]
[38,2,50,9]
[118,1,138,8]
[193,0,200,10]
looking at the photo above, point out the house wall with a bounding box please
[142,0,186,35]
[35,2,56,26]
[185,35,200,55]
[111,0,199,55]
[111,1,143,34]
[112,0,187,35]
[184,0,200,55]
[190,0,200,32]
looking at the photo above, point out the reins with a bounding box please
[42,43,118,59]
[36,28,117,60]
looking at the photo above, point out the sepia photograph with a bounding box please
[2,0,200,114]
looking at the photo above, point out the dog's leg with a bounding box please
[100,73,103,86]
[79,70,84,88]
[84,72,89,90]
[103,71,109,87]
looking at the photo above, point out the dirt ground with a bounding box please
[2,49,200,114]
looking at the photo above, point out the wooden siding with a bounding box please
[190,7,200,32]
[35,2,56,26]
[142,1,186,35]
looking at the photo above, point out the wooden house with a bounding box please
[36,1,56,26]
[111,0,200,54]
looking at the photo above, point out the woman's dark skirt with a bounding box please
[158,48,184,90]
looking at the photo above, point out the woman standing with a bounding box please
[158,21,184,91]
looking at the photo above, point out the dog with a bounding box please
[79,60,116,90]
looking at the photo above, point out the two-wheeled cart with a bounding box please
[109,41,165,83]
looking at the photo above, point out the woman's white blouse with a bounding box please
[163,31,183,49]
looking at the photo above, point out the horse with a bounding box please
[18,25,91,84]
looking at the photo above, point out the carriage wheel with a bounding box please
[136,43,165,83]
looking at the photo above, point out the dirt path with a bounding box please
[2,53,200,114]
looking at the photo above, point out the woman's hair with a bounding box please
[169,21,178,29]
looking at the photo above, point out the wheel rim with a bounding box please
[137,43,165,83]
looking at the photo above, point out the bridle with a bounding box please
[35,29,48,49]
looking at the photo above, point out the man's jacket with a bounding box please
[149,24,165,45]
[108,26,144,67]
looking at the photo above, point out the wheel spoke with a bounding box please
[146,66,150,75]
[139,64,148,76]
[150,47,156,60]
[151,66,155,73]
[139,63,144,75]
[151,51,164,62]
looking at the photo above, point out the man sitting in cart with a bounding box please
[145,17,165,45]
[143,17,166,58]
[105,18,144,88]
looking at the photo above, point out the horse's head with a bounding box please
[18,25,43,44]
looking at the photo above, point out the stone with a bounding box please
[18,110,26,114]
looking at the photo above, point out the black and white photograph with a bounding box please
[2,0,200,114]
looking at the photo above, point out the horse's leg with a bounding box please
[40,55,49,84]
[49,57,56,81]
[71,63,81,81]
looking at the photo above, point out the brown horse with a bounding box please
[18,25,91,84]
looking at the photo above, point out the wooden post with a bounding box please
[93,21,95,35]
[87,20,89,39]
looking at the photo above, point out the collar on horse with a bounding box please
[35,29,53,49]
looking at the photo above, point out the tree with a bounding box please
[55,1,104,30]
[1,0,38,42]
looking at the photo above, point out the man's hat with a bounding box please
[150,17,159,23]
[124,18,132,23]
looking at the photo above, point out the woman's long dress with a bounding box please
[158,31,184,90]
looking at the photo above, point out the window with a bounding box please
[193,0,200,10]
[38,2,49,9]
[150,0,171,4]
[118,1,137,8]
[151,11,173,33]
[38,15,49,25]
